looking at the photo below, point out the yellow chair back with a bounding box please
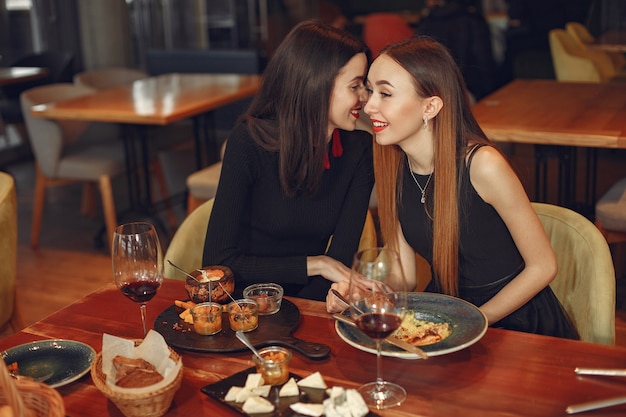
[532,202,615,345]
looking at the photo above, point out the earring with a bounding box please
[423,116,429,130]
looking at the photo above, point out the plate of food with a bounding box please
[1,339,96,388]
[201,367,380,417]
[335,292,487,359]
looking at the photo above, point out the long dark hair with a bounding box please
[241,20,369,197]
[373,37,490,296]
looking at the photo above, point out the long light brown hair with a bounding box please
[373,37,490,296]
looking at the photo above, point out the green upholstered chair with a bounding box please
[164,198,215,279]
[532,202,615,345]
[163,198,378,280]
[0,171,18,331]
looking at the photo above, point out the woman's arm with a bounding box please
[469,146,557,325]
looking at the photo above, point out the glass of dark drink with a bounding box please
[112,222,163,336]
[348,247,408,409]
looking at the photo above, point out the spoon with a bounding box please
[235,331,283,380]
[235,330,266,363]
[167,260,200,282]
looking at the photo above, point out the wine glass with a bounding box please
[112,222,163,336]
[348,247,408,410]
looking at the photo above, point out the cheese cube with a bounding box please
[242,396,275,414]
[224,386,242,402]
[279,377,299,397]
[251,385,271,397]
[289,402,325,417]
[244,373,265,389]
[297,371,327,389]
[235,388,254,403]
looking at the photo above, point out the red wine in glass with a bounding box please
[348,247,408,410]
[112,222,163,336]
[355,312,403,340]
[120,280,161,303]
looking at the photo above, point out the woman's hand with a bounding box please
[326,280,350,313]
[307,255,352,283]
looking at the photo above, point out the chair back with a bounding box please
[362,13,414,57]
[550,29,617,82]
[164,198,215,279]
[565,21,595,44]
[566,21,626,73]
[549,29,602,82]
[0,172,17,328]
[20,83,95,177]
[74,67,148,90]
[532,202,615,345]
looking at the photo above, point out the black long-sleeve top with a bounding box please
[202,123,374,301]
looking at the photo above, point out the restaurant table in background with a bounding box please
[0,67,48,86]
[30,73,261,218]
[2,278,626,416]
[590,30,626,53]
[472,79,626,214]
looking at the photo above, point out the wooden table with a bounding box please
[2,278,626,416]
[472,79,626,211]
[0,67,48,86]
[30,73,261,217]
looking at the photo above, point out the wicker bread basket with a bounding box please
[90,347,182,417]
[0,363,65,417]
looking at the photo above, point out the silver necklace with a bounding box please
[406,154,433,204]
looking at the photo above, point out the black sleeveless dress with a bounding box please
[399,145,578,339]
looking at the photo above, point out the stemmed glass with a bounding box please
[348,247,408,410]
[112,222,163,336]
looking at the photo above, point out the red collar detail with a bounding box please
[324,129,343,169]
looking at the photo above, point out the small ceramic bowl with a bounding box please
[243,283,284,315]
[190,302,223,335]
[227,298,259,332]
[252,346,292,385]
[185,265,234,304]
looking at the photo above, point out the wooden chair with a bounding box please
[73,67,177,229]
[0,171,21,333]
[532,202,615,345]
[164,198,378,280]
[565,21,626,75]
[20,83,126,249]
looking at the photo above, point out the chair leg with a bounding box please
[98,175,117,251]
[151,160,178,230]
[81,182,97,218]
[30,166,48,249]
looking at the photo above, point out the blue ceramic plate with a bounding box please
[335,292,487,360]
[1,339,96,388]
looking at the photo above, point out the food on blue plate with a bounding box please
[393,312,452,346]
